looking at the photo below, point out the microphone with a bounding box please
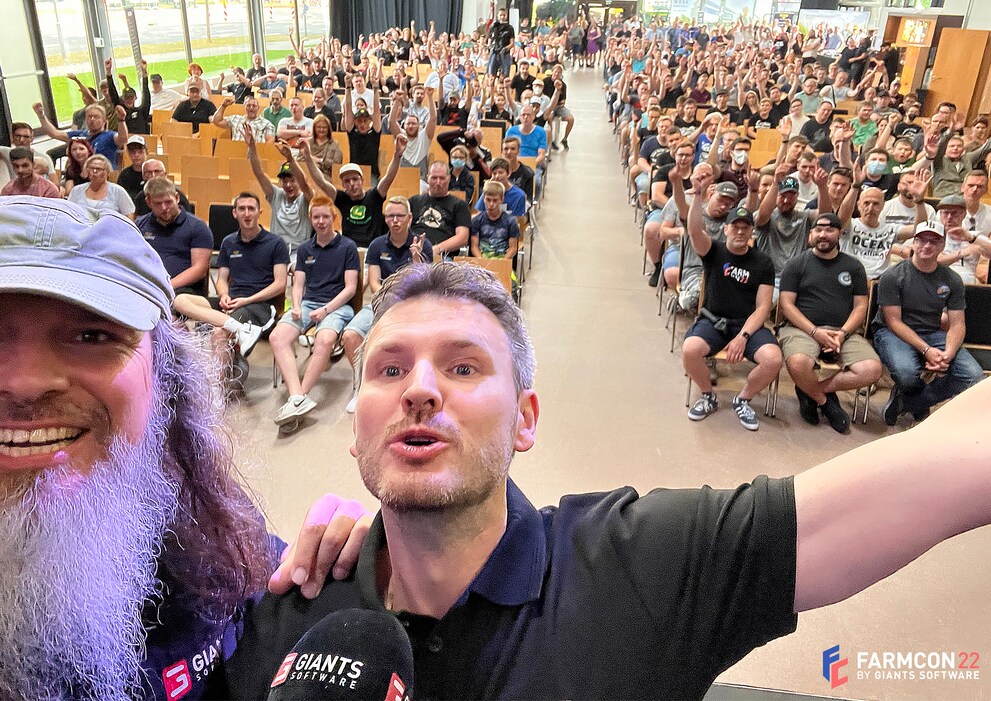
[267,609,414,701]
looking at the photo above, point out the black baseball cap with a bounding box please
[814,212,842,229]
[726,207,754,226]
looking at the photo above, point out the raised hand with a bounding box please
[275,139,294,159]
[778,116,792,138]
[115,105,127,120]
[242,121,255,147]
[104,57,113,74]
[410,234,425,263]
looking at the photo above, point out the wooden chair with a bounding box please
[159,121,194,139]
[151,110,173,133]
[228,161,270,201]
[428,138,449,166]
[449,189,466,201]
[196,123,230,155]
[963,283,991,375]
[162,136,202,175]
[185,176,230,208]
[332,132,350,162]
[480,125,504,151]
[180,154,220,182]
[389,167,421,196]
[377,134,395,174]
[214,138,248,162]
[454,256,513,295]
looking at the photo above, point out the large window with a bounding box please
[185,0,253,82]
[35,0,95,124]
[1,1,45,124]
[296,0,327,49]
[263,0,297,62]
[105,1,189,91]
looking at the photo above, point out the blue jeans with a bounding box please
[488,51,512,77]
[872,327,984,414]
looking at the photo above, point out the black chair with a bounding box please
[964,284,991,374]
[207,204,238,296]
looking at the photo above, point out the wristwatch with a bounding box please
[740,330,752,339]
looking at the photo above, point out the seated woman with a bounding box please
[67,154,136,219]
[303,114,343,175]
[62,137,94,196]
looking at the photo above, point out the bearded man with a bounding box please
[0,196,366,700]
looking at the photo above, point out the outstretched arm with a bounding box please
[244,122,274,200]
[297,139,337,198]
[32,102,70,143]
[793,379,991,612]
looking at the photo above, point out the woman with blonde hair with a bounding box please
[67,154,135,219]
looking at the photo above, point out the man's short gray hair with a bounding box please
[368,262,535,392]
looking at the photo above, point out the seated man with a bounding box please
[245,128,313,255]
[117,136,148,201]
[339,195,432,413]
[937,193,991,285]
[506,105,548,196]
[409,161,473,258]
[170,85,216,134]
[133,159,192,217]
[502,136,535,201]
[0,147,60,198]
[0,121,55,189]
[212,95,276,142]
[473,158,527,217]
[211,260,991,701]
[270,197,360,427]
[838,181,928,279]
[471,180,521,260]
[676,167,781,431]
[173,192,286,364]
[873,220,985,425]
[778,212,883,433]
[135,177,212,296]
[299,134,407,248]
[389,87,437,183]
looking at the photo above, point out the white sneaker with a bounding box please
[237,309,277,357]
[345,390,358,414]
[274,395,317,425]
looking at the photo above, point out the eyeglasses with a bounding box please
[384,213,407,219]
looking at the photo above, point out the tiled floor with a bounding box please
[232,67,991,701]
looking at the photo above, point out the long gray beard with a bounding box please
[0,418,179,701]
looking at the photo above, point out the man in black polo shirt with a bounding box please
[339,194,432,413]
[409,161,473,258]
[680,167,781,432]
[135,177,212,296]
[778,212,883,433]
[269,196,360,427]
[300,135,407,248]
[872,220,984,425]
[170,85,216,134]
[208,261,991,701]
[173,192,287,361]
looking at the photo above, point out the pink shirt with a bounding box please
[1,176,61,198]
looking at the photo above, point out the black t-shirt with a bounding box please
[780,250,868,328]
[675,117,700,136]
[748,113,776,131]
[117,165,145,200]
[770,99,790,126]
[509,162,535,200]
[409,193,472,247]
[875,260,966,334]
[859,173,899,200]
[510,74,535,100]
[800,117,834,153]
[439,105,469,129]
[650,163,690,201]
[347,128,382,177]
[209,477,798,701]
[543,77,566,106]
[334,188,386,248]
[396,38,413,61]
[700,240,776,320]
[659,85,685,110]
[893,122,923,140]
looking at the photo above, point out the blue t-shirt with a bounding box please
[506,124,547,158]
[366,231,434,280]
[137,210,214,280]
[470,211,520,257]
[216,229,290,300]
[474,184,527,217]
[294,234,360,306]
[67,129,119,169]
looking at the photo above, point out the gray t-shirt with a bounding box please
[756,209,814,274]
[268,187,311,248]
[683,208,729,275]
[875,260,965,334]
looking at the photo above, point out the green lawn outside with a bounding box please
[50,49,252,124]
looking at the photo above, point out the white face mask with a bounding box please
[732,150,749,165]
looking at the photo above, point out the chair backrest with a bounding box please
[453,256,512,293]
[181,154,220,181]
[159,121,194,139]
[964,284,991,345]
[349,249,366,313]
[208,204,237,251]
[163,136,202,174]
[332,132,350,162]
[151,110,173,133]
[214,138,249,162]
[185,175,231,209]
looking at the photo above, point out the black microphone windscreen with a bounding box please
[267,608,413,701]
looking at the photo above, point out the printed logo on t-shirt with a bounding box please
[417,206,445,229]
[304,256,316,265]
[229,250,242,258]
[348,205,370,225]
[838,271,852,286]
[936,284,951,299]
[380,253,393,261]
[723,262,751,284]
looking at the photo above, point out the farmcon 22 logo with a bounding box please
[823,644,849,688]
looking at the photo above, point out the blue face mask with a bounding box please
[451,158,466,169]
[866,161,885,178]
